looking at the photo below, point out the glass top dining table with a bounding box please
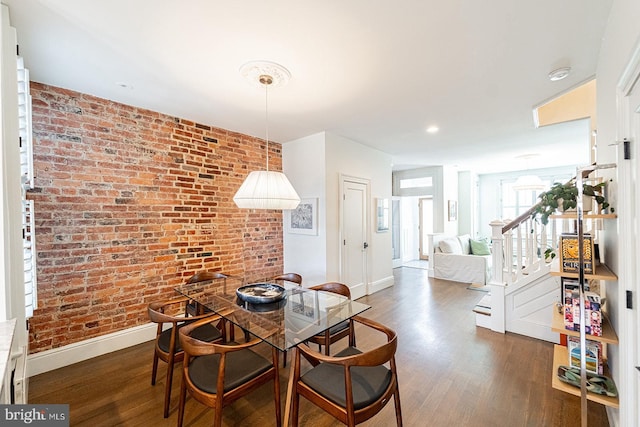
[174,276,371,352]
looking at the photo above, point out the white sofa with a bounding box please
[428,234,492,285]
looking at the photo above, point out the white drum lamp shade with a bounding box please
[233,170,300,210]
[513,174,545,191]
[233,60,301,210]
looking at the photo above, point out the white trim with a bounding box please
[367,275,394,295]
[614,33,640,427]
[27,323,156,377]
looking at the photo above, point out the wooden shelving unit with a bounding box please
[546,165,620,418]
[549,213,617,220]
[550,261,617,281]
[551,345,619,408]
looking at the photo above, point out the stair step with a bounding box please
[473,294,491,316]
[473,306,491,316]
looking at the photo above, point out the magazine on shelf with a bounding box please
[568,336,603,375]
[562,278,602,336]
[559,233,596,274]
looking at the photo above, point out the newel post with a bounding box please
[489,220,506,333]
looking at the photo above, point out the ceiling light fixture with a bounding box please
[548,67,571,82]
[426,125,439,134]
[513,174,545,191]
[233,61,300,210]
[513,153,545,191]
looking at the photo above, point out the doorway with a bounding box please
[418,197,434,260]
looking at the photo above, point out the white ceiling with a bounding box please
[3,0,611,173]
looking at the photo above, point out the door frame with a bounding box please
[615,37,640,426]
[339,174,370,297]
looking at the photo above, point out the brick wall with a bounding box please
[27,82,285,353]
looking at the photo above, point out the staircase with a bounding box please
[474,211,565,343]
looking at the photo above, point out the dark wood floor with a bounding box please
[29,267,609,426]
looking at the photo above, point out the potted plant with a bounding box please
[531,179,613,225]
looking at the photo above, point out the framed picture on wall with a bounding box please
[448,200,458,221]
[376,198,389,232]
[286,198,318,235]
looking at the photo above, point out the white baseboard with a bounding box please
[27,323,156,377]
[368,275,394,295]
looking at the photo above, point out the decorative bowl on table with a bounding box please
[236,283,285,304]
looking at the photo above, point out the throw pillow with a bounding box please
[470,238,491,256]
[457,234,471,254]
[439,238,463,254]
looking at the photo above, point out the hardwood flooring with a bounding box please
[28,267,610,426]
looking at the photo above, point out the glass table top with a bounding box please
[174,276,370,351]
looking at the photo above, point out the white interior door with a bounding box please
[341,177,368,299]
[618,48,640,427]
[627,76,640,427]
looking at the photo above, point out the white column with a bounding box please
[489,220,506,333]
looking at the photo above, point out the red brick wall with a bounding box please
[27,82,285,353]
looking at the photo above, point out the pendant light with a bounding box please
[513,174,545,191]
[513,154,545,191]
[234,61,300,210]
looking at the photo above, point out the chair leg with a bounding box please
[291,388,299,427]
[151,351,159,385]
[272,348,282,427]
[177,371,187,427]
[394,388,403,426]
[163,356,174,418]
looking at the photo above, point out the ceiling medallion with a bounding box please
[239,60,291,88]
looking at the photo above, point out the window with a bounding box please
[17,55,36,318]
[399,177,432,189]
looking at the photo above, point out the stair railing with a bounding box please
[488,203,556,333]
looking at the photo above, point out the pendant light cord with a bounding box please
[264,79,270,171]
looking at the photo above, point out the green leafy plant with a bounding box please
[531,179,613,225]
[544,247,556,261]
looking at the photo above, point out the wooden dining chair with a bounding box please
[147,297,225,418]
[271,272,303,286]
[185,271,229,316]
[306,282,355,355]
[291,315,402,427]
[177,316,282,427]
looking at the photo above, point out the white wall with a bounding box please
[457,170,476,237]
[283,131,394,291]
[442,166,458,236]
[282,132,327,286]
[325,132,393,287]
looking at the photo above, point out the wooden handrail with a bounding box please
[501,204,540,234]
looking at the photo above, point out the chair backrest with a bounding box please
[309,282,351,299]
[177,316,282,427]
[272,272,302,285]
[148,297,190,325]
[292,315,401,426]
[187,271,228,284]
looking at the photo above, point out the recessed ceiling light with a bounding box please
[115,81,134,90]
[426,126,439,134]
[548,67,571,81]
